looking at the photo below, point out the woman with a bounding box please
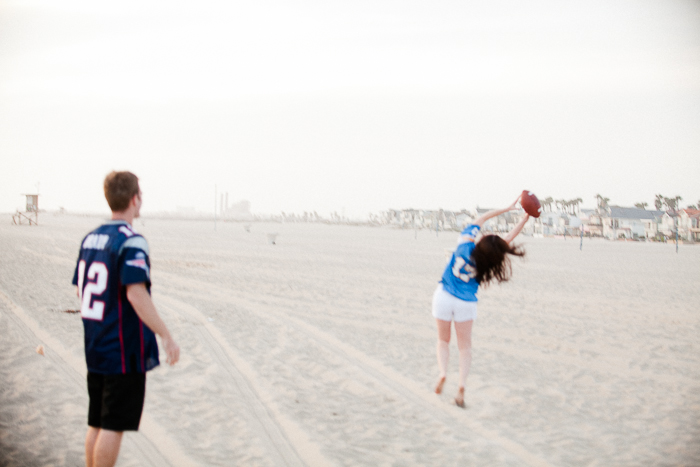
[432,196,529,408]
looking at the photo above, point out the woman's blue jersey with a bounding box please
[72,221,160,375]
[440,224,481,301]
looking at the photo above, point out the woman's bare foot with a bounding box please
[434,376,446,394]
[454,387,465,408]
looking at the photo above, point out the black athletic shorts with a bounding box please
[87,372,146,431]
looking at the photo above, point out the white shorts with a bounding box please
[431,284,477,323]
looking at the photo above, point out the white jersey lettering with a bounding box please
[452,256,476,283]
[82,234,109,250]
[80,262,108,321]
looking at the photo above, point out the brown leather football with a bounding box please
[521,190,542,218]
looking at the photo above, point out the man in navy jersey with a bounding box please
[72,171,180,467]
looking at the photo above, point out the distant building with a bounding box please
[221,199,252,220]
[536,211,567,236]
[475,208,499,232]
[454,211,474,230]
[664,208,700,241]
[604,206,665,240]
[680,209,700,241]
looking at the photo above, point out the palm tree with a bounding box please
[542,197,554,212]
[674,195,683,210]
[663,196,682,211]
[570,198,583,215]
[634,202,648,210]
[595,194,610,211]
[654,194,664,210]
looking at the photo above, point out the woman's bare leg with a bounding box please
[435,318,452,393]
[453,320,473,407]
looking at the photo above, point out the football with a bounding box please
[521,190,542,218]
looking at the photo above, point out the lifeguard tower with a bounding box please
[12,194,39,225]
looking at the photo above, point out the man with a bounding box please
[72,171,180,467]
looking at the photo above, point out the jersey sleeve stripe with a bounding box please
[119,236,149,255]
[118,287,126,374]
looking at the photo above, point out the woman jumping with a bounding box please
[432,195,529,408]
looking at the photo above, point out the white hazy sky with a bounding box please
[2,0,699,218]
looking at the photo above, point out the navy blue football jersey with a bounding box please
[440,224,481,301]
[72,221,160,374]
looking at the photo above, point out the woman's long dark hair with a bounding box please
[472,235,525,286]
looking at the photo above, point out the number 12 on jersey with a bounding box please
[452,256,476,283]
[77,260,108,320]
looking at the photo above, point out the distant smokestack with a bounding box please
[225,192,229,211]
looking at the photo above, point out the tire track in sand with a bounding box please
[156,273,554,467]
[0,290,197,467]
[155,293,327,467]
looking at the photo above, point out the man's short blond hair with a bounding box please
[103,171,140,212]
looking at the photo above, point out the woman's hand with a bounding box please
[508,195,521,211]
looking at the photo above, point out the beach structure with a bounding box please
[12,194,39,225]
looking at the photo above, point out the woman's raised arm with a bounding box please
[472,195,520,227]
[504,214,530,244]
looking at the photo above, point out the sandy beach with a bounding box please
[1,213,698,466]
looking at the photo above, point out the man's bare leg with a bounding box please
[92,429,124,467]
[85,427,99,467]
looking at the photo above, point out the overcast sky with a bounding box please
[2,0,699,218]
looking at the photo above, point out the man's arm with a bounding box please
[504,214,530,244]
[472,196,520,227]
[126,283,180,365]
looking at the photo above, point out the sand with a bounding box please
[1,214,698,466]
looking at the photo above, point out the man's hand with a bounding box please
[162,336,180,366]
[126,283,180,367]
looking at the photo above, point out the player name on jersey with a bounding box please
[82,234,110,250]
